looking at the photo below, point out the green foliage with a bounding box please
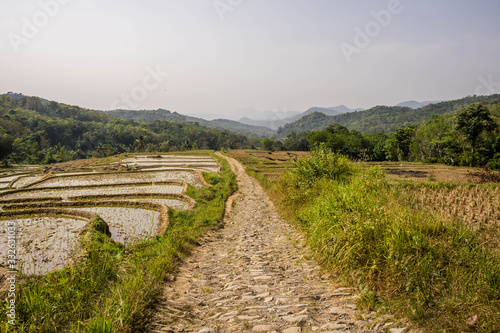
[394,126,416,161]
[278,94,500,136]
[281,101,500,167]
[271,151,500,332]
[0,95,249,164]
[293,145,355,187]
[455,103,498,154]
[105,109,274,138]
[261,138,274,151]
[307,124,371,160]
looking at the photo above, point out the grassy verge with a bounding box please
[235,146,500,332]
[0,153,236,332]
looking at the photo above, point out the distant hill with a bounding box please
[237,117,288,130]
[303,107,342,117]
[0,94,251,164]
[4,91,49,103]
[277,94,500,136]
[238,105,362,130]
[104,109,274,138]
[395,100,444,109]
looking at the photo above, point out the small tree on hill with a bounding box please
[262,138,274,151]
[455,103,497,154]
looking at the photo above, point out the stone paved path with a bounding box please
[150,154,394,333]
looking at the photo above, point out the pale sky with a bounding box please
[1,0,500,119]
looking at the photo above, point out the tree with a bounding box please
[455,103,497,154]
[394,126,416,161]
[261,138,274,151]
[134,135,146,152]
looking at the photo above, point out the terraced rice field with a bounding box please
[29,170,204,189]
[0,216,87,275]
[0,183,185,201]
[10,175,46,188]
[0,154,218,275]
[121,155,220,173]
[69,206,160,244]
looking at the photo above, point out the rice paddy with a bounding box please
[0,154,219,275]
[0,183,185,201]
[121,154,220,173]
[10,175,46,188]
[68,206,160,244]
[0,216,88,275]
[29,169,205,189]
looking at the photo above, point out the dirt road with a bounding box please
[150,154,394,333]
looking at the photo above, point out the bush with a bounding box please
[293,144,355,188]
[488,153,500,171]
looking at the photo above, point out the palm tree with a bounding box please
[134,135,146,152]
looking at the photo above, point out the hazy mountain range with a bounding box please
[6,92,499,139]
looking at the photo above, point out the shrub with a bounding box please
[293,144,355,188]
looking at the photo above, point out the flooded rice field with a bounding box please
[0,174,29,183]
[0,183,185,201]
[10,175,46,188]
[0,154,218,275]
[121,155,220,173]
[30,170,204,189]
[0,216,87,275]
[142,166,220,173]
[69,206,160,244]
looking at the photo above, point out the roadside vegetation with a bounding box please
[230,146,500,332]
[0,153,236,332]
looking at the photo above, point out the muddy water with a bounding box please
[0,216,87,275]
[31,170,203,189]
[10,175,45,188]
[0,184,185,201]
[70,206,160,244]
[142,166,220,173]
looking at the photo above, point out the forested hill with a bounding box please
[277,94,500,136]
[103,109,274,138]
[0,94,250,164]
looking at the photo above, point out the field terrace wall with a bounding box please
[9,174,47,188]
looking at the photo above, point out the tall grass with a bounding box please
[0,154,236,332]
[272,146,500,332]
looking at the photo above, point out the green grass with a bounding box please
[266,147,500,332]
[0,153,236,332]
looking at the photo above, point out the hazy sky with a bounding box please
[1,0,500,118]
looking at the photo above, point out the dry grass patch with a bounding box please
[396,184,500,250]
[367,161,482,183]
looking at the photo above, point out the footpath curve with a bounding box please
[150,153,391,333]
